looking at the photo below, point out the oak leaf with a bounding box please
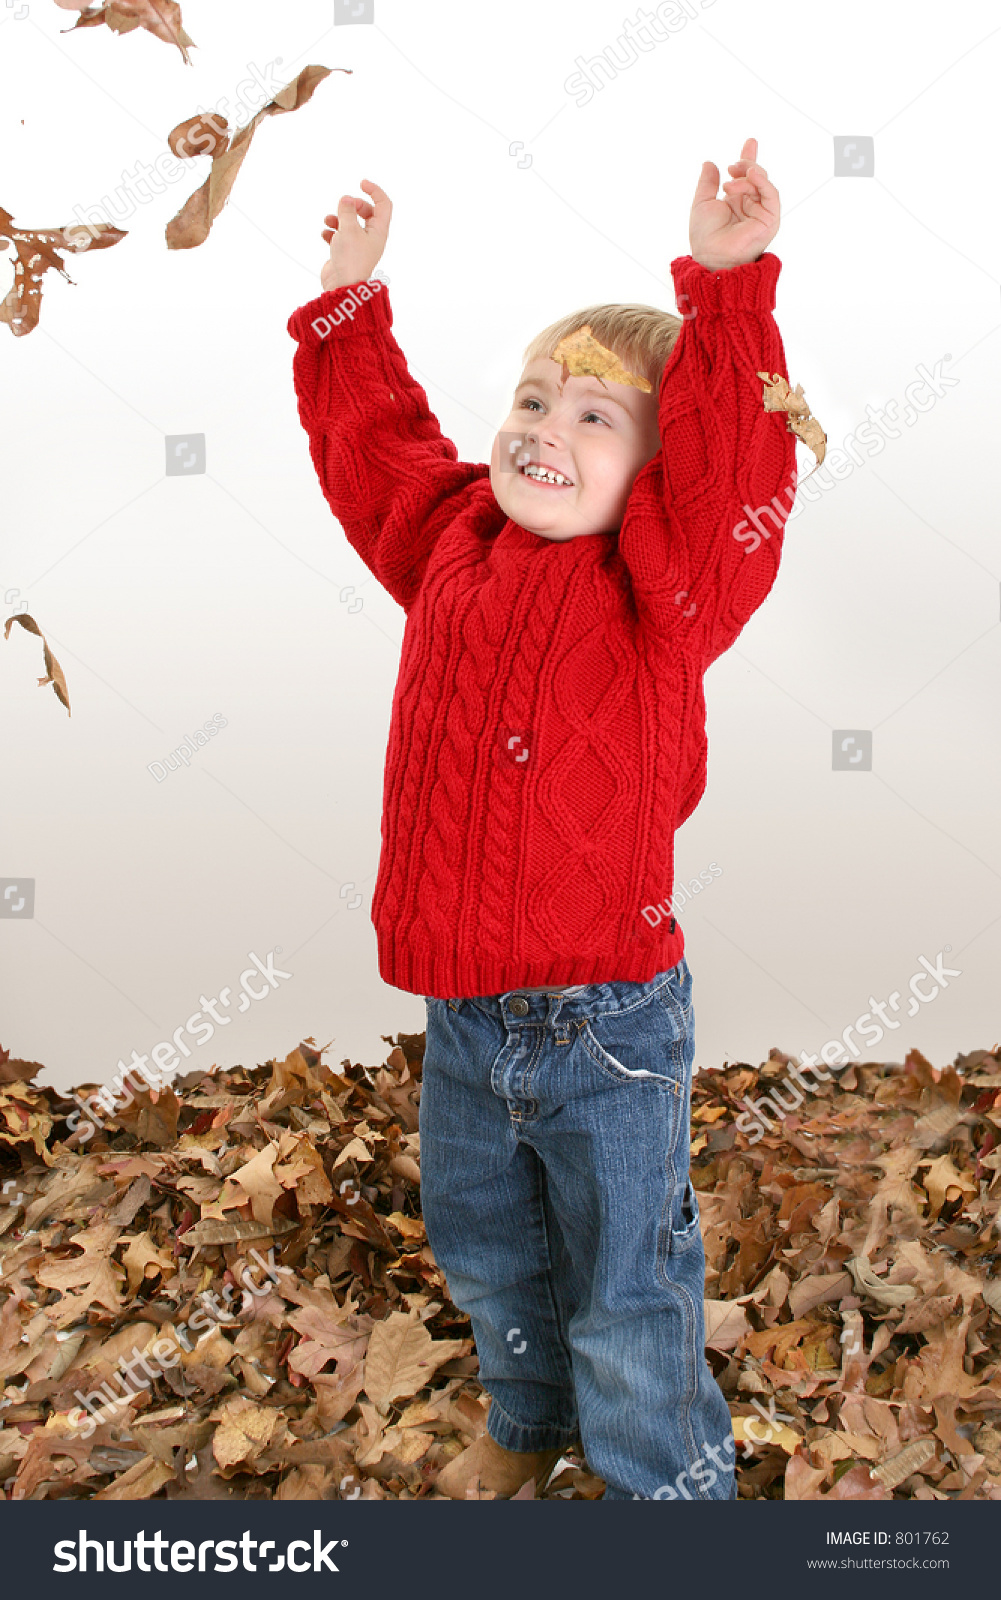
[0,206,125,337]
[35,1221,125,1311]
[120,1230,177,1293]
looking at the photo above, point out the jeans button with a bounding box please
[509,996,529,1016]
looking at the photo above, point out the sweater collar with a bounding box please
[496,518,617,554]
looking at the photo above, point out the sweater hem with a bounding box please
[378,925,687,1000]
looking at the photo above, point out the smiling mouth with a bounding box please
[519,461,574,488]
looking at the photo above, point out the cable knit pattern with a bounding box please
[287,257,797,998]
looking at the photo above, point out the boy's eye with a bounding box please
[518,398,608,425]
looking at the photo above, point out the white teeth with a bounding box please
[523,464,572,486]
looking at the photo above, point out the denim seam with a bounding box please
[533,1151,578,1414]
[676,1276,714,1501]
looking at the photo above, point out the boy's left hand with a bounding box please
[689,137,780,271]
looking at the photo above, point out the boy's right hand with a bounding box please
[320,179,392,293]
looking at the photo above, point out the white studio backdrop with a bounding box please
[0,0,998,1095]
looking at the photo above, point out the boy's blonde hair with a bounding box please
[521,302,684,395]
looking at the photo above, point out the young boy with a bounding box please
[287,137,796,1501]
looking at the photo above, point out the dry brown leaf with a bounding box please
[166,66,349,250]
[211,1396,287,1475]
[917,1153,978,1220]
[218,1142,285,1225]
[704,1297,751,1352]
[0,207,125,338]
[550,324,652,394]
[847,1253,918,1307]
[2,613,71,714]
[180,1213,296,1248]
[362,1310,466,1414]
[120,1231,178,1294]
[276,1463,336,1499]
[54,0,195,64]
[35,1221,125,1311]
[93,1453,175,1500]
[114,1084,180,1147]
[757,370,826,476]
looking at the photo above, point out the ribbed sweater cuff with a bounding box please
[670,251,781,316]
[287,278,391,345]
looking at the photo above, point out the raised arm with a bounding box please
[617,141,798,660]
[288,279,489,613]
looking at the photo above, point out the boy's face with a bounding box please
[489,356,662,541]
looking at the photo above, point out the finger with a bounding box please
[357,179,393,239]
[740,136,757,162]
[336,195,366,231]
[691,159,721,204]
[745,165,779,211]
[359,178,391,205]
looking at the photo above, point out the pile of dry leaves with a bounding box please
[1,1031,1000,1501]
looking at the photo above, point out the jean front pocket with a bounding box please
[577,995,686,1095]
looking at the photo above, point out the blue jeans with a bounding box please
[419,958,736,1501]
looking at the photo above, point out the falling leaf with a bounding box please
[165,65,349,250]
[0,206,125,337]
[550,324,652,395]
[757,370,827,476]
[53,0,195,65]
[3,614,71,714]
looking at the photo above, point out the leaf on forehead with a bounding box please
[757,371,827,475]
[550,324,652,395]
[3,614,71,715]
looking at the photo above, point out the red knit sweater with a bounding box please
[287,254,797,999]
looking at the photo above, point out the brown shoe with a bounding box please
[435,1432,567,1499]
